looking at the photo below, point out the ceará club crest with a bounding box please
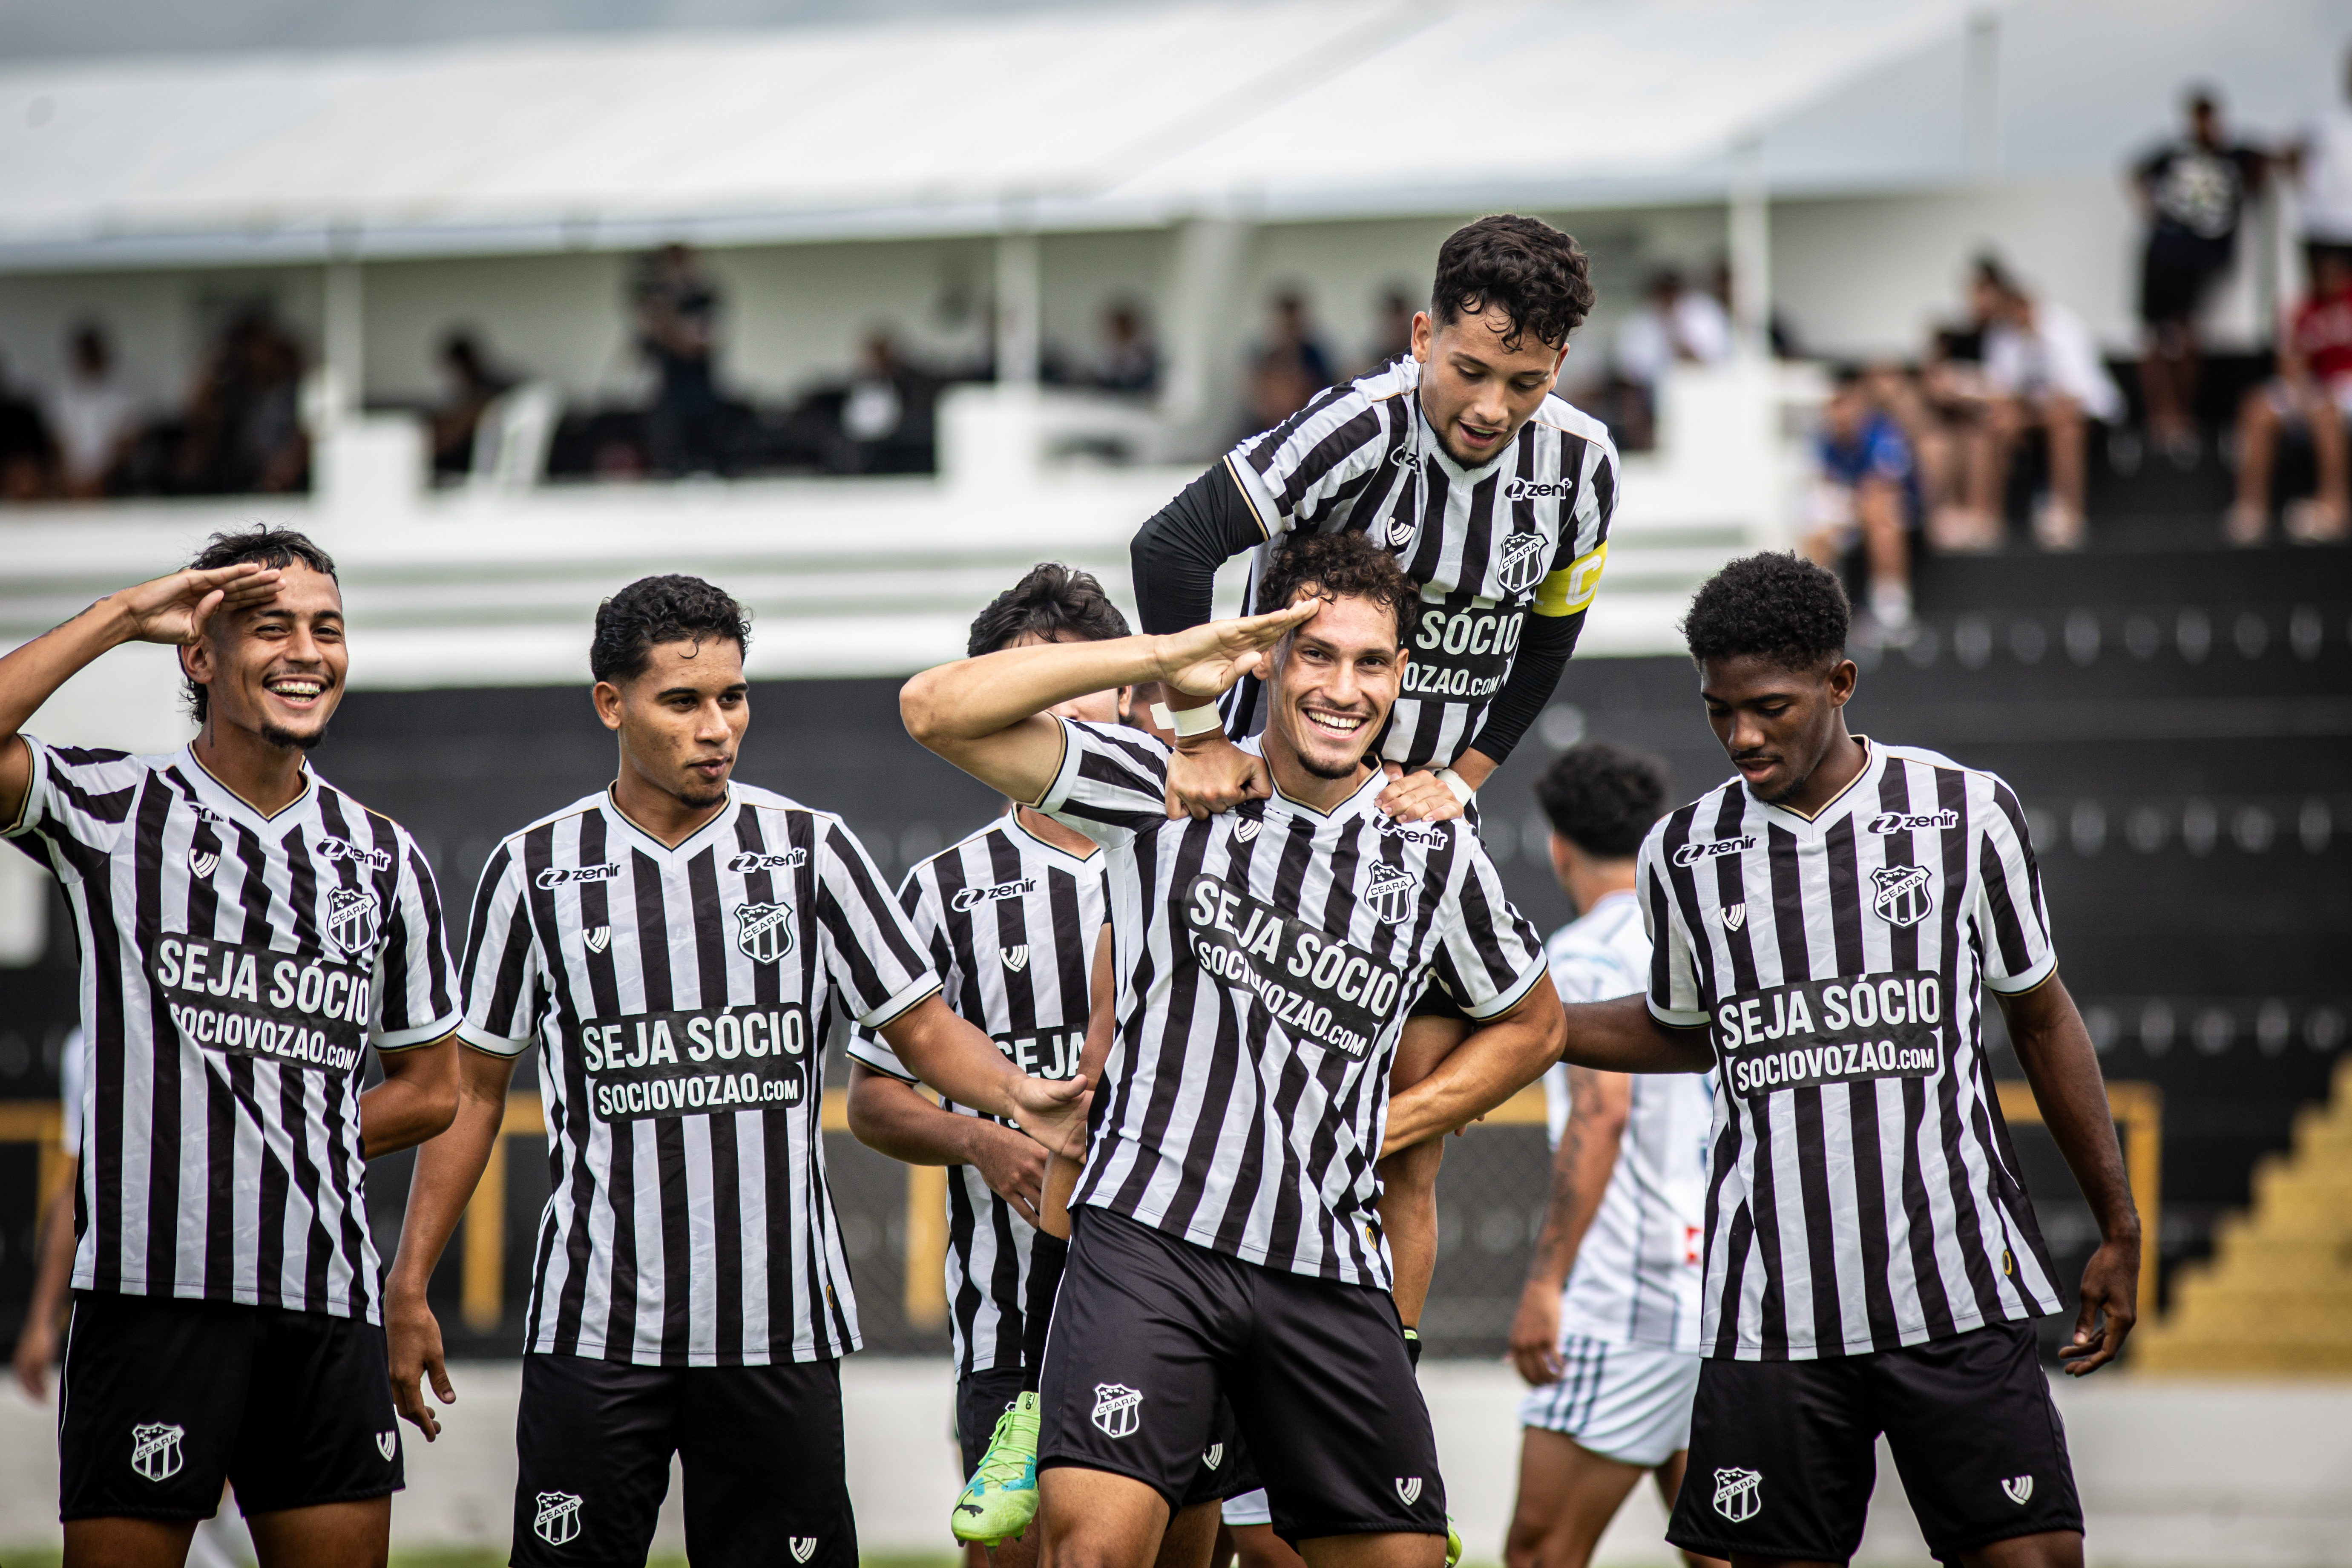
[733,901,795,964]
[1363,864,1418,926]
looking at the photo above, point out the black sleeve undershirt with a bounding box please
[1130,463,1266,636]
[1467,609,1586,765]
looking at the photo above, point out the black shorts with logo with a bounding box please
[959,1366,1258,1508]
[513,1352,854,1568]
[1666,1321,2083,1565]
[1038,1208,1443,1544]
[58,1290,403,1522]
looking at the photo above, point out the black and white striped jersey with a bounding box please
[1222,355,1618,771]
[1639,739,2064,1362]
[1038,720,1547,1287]
[845,813,1104,1374]
[457,785,941,1367]
[2,738,458,1323]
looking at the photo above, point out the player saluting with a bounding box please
[384,575,1087,1568]
[1556,554,2139,1568]
[903,531,1564,1568]
[0,528,461,1568]
[1131,213,1616,825]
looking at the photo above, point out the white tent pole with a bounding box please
[323,256,365,430]
[1160,215,1249,452]
[995,230,1041,391]
[1729,137,1771,360]
[1965,5,2001,183]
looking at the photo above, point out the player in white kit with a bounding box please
[1505,745,1722,1568]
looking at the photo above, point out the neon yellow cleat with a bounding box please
[952,1390,1041,1545]
[1446,1516,1463,1567]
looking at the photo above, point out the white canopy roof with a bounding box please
[0,0,2333,270]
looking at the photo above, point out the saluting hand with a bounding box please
[112,561,284,647]
[1153,600,1317,821]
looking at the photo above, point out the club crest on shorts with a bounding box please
[790,1536,819,1562]
[1002,945,1030,973]
[1712,1467,1763,1522]
[534,1491,584,1545]
[325,888,381,956]
[1868,864,1935,928]
[129,1422,184,1482]
[1091,1383,1143,1439]
[1720,902,1747,932]
[1394,1477,1423,1506]
[188,848,220,880]
[2003,1475,2034,1505]
[1363,863,1417,926]
[1494,531,1550,595]
[733,901,795,964]
[1203,1443,1224,1470]
[583,925,612,955]
[376,1430,397,1461]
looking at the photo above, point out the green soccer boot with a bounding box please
[952,1390,1041,1545]
[1445,1516,1463,1567]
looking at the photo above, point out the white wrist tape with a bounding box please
[1151,702,1227,739]
[1434,768,1476,806]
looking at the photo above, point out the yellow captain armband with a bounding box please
[1531,542,1608,617]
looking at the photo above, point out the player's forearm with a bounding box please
[1561,995,1717,1073]
[361,1035,460,1157]
[1524,1095,1624,1293]
[0,596,137,742]
[903,635,1174,745]
[845,1065,989,1166]
[1380,985,1564,1151]
[385,1058,512,1300]
[879,995,1036,1126]
[1131,464,1264,639]
[1466,611,1582,764]
[1374,1139,1442,1325]
[2005,977,2139,1239]
[25,1170,78,1329]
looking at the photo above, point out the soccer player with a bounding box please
[1130,213,1616,826]
[383,575,1088,1568]
[0,527,463,1568]
[1552,553,2139,1568]
[901,531,1566,1568]
[1501,744,1721,1568]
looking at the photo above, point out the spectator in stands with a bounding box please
[1608,268,1733,450]
[633,242,725,475]
[1947,258,2123,552]
[171,308,308,495]
[44,322,137,500]
[0,352,58,501]
[2131,88,2269,467]
[2288,48,2352,256]
[1093,302,1161,397]
[2225,246,2352,546]
[1369,288,1416,368]
[1801,369,1918,645]
[1244,291,1335,433]
[428,328,516,478]
[1863,362,1960,527]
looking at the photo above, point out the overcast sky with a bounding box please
[0,0,1164,59]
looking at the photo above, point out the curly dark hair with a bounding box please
[1430,215,1597,352]
[1533,742,1671,860]
[967,562,1130,657]
[1681,552,1850,670]
[183,525,339,725]
[591,575,751,685]
[1255,530,1419,646]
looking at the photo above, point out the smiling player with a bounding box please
[1131,214,1617,825]
[0,527,462,1568]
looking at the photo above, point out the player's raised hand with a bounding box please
[1153,598,1320,701]
[1007,1072,1092,1159]
[112,561,284,647]
[2058,1233,2137,1375]
[1376,762,1466,824]
[386,1290,459,1440]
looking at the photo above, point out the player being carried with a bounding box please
[902,530,1566,1568]
[1554,553,2139,1568]
[0,528,462,1568]
[385,575,1087,1568]
[1129,212,1616,829]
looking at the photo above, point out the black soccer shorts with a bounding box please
[960,1366,1257,1508]
[1665,1321,2084,1565]
[1037,1208,1445,1544]
[58,1290,403,1522]
[512,1352,854,1568]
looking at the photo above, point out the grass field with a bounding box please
[0,1555,976,1568]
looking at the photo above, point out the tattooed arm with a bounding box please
[1505,1066,1630,1386]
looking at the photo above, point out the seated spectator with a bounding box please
[0,352,58,501]
[45,323,137,499]
[429,329,516,478]
[172,308,307,495]
[1367,288,1416,369]
[1801,369,1918,644]
[2131,88,2268,467]
[1093,302,1160,396]
[1244,291,1335,433]
[1946,257,2123,551]
[1608,268,1733,449]
[2226,245,2352,545]
[1862,361,1959,524]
